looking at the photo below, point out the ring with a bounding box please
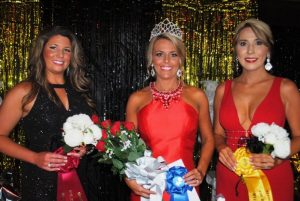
[48,162,51,168]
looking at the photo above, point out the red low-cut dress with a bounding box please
[216,77,294,201]
[130,83,199,201]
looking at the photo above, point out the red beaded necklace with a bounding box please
[150,81,183,109]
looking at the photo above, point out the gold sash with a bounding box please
[234,147,273,201]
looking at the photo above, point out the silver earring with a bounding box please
[150,64,155,77]
[265,56,272,71]
[176,69,182,78]
[235,57,239,72]
[66,67,70,76]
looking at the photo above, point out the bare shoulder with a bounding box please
[127,86,152,111]
[281,78,299,92]
[184,85,206,100]
[4,81,32,100]
[280,78,299,100]
[214,81,226,97]
[0,81,33,116]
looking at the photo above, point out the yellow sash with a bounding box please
[234,147,273,201]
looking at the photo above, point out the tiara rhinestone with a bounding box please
[149,18,183,41]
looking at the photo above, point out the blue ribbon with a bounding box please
[166,166,193,201]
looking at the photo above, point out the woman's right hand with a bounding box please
[125,178,155,198]
[34,151,67,171]
[218,145,236,172]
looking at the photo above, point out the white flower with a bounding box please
[264,132,277,145]
[121,140,132,151]
[66,114,93,130]
[269,123,289,139]
[89,124,102,140]
[251,122,291,159]
[83,132,95,145]
[273,138,291,158]
[64,129,84,147]
[63,113,101,147]
[251,123,270,139]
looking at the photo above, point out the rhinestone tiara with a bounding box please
[149,18,183,41]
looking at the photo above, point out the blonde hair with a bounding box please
[233,18,274,53]
[146,32,186,75]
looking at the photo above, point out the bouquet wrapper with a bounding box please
[125,150,168,201]
[54,147,87,201]
[234,147,273,201]
[167,159,200,201]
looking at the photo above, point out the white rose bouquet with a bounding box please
[62,113,102,153]
[247,122,291,158]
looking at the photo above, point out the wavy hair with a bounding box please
[22,26,95,109]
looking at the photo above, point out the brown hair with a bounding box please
[22,26,95,109]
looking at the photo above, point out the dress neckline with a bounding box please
[230,77,276,131]
[150,81,183,109]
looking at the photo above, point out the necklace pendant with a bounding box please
[150,82,183,109]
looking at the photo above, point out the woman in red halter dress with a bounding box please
[125,19,214,201]
[214,18,300,201]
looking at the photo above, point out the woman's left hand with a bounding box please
[67,146,86,158]
[250,153,276,170]
[183,168,204,187]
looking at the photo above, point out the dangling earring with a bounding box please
[265,55,273,71]
[176,69,182,78]
[235,57,240,72]
[150,64,155,77]
[66,67,70,76]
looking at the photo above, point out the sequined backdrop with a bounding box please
[0,0,299,200]
[0,0,41,190]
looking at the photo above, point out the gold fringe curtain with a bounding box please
[0,0,41,177]
[161,0,258,86]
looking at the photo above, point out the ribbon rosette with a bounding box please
[55,147,88,201]
[234,147,273,201]
[166,166,193,201]
[125,150,168,201]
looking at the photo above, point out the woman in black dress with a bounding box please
[0,26,126,201]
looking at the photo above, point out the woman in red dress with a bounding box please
[214,18,300,201]
[125,19,214,201]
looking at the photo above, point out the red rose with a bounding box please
[123,121,135,131]
[101,119,112,129]
[96,141,106,152]
[91,114,100,124]
[101,130,108,140]
[110,121,121,136]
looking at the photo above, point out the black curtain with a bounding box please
[41,0,162,120]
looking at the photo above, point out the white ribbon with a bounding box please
[125,150,168,201]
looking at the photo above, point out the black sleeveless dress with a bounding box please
[20,82,130,201]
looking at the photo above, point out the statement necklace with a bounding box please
[150,81,183,109]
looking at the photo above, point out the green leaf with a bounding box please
[63,144,73,154]
[127,151,143,162]
[262,144,274,154]
[112,158,124,170]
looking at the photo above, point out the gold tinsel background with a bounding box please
[0,0,299,199]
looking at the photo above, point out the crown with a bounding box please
[149,18,183,41]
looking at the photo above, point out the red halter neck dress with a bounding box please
[130,82,199,201]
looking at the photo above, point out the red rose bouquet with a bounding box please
[92,115,147,177]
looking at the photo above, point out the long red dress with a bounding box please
[216,77,294,201]
[130,86,199,201]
